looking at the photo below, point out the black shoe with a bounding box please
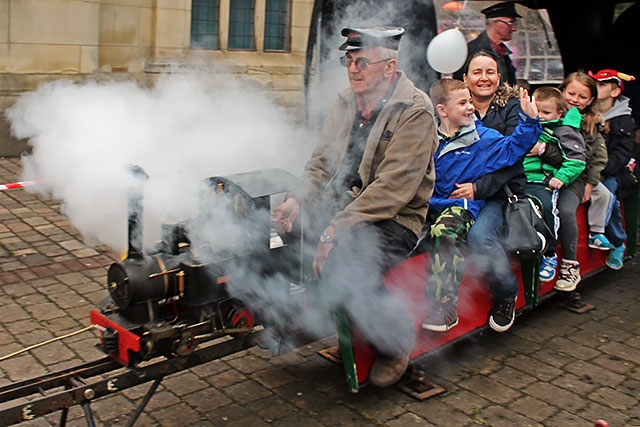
[489,297,516,333]
[421,295,458,332]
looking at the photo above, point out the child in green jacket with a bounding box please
[523,86,587,289]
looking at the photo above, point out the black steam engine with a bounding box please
[90,168,304,366]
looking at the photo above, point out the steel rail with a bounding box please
[0,331,263,426]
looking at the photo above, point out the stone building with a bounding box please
[0,0,313,156]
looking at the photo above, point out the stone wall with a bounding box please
[0,0,312,156]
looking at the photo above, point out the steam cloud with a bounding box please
[5,0,430,353]
[6,73,314,251]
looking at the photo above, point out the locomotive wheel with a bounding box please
[174,329,197,356]
[228,308,254,337]
[139,332,154,361]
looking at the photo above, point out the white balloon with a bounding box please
[426,28,468,74]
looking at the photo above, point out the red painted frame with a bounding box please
[90,309,141,366]
[349,203,611,386]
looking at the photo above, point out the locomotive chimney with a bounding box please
[126,165,149,260]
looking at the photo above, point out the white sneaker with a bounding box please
[554,259,581,291]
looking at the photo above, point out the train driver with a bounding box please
[272,26,438,387]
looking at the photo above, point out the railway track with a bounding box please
[0,331,263,427]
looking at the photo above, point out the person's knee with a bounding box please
[557,203,578,222]
[467,223,499,249]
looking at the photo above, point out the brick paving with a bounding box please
[0,156,639,427]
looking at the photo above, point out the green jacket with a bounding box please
[297,71,438,238]
[524,107,586,185]
[540,111,608,199]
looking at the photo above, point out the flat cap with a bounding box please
[338,26,405,51]
[481,2,522,19]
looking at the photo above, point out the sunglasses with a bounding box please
[339,55,392,71]
[495,18,518,28]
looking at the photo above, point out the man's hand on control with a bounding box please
[271,198,300,233]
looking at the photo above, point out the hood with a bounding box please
[493,84,520,109]
[603,96,632,121]
[437,121,480,159]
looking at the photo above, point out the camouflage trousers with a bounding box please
[425,206,474,303]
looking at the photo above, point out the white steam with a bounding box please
[6,73,315,250]
[5,1,432,355]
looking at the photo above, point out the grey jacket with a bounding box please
[298,71,438,238]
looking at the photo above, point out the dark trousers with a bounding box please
[319,220,417,358]
[603,176,627,247]
[466,200,519,300]
[526,183,580,259]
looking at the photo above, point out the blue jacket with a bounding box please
[431,112,541,219]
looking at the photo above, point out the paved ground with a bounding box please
[0,155,639,427]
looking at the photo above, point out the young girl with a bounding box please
[541,72,608,291]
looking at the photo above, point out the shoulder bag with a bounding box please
[502,185,553,259]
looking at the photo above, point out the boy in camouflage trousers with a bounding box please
[422,79,541,332]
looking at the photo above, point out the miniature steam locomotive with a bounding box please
[90,169,305,366]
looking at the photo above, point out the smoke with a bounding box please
[6,73,315,250]
[5,8,432,359]
[307,0,437,121]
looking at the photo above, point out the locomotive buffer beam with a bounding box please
[0,331,263,426]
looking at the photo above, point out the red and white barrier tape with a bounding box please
[0,180,44,191]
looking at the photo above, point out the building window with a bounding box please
[433,0,563,84]
[190,0,291,51]
[264,0,290,51]
[191,0,220,49]
[229,0,256,50]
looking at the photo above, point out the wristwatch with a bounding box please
[320,231,337,244]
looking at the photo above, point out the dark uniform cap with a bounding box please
[481,2,522,18]
[338,26,405,51]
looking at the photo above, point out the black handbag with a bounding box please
[502,185,553,259]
